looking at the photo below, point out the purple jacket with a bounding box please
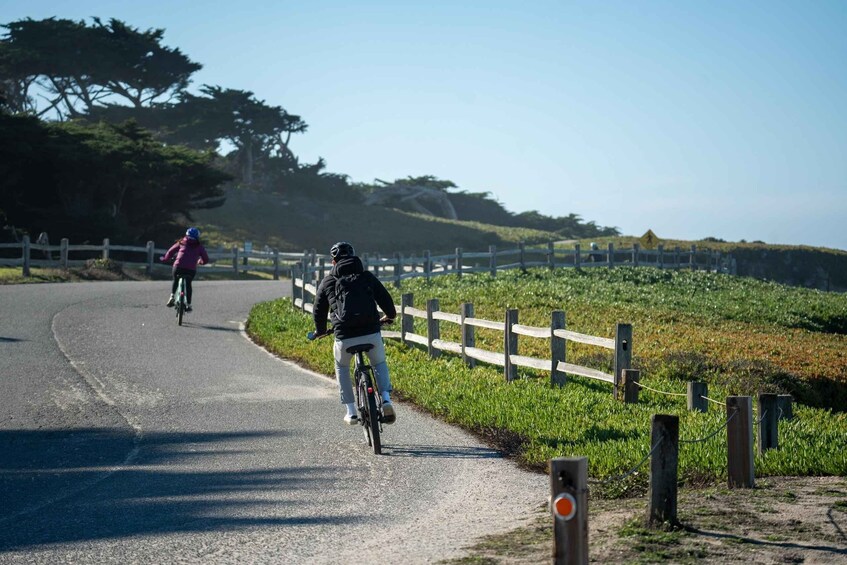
[163,238,209,271]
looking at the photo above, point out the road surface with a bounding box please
[0,280,544,564]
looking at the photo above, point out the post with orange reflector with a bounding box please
[550,457,588,565]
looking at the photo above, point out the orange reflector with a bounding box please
[552,492,577,521]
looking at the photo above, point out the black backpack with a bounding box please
[332,273,379,327]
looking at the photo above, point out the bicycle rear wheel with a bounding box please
[366,387,381,455]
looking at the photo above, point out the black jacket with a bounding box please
[313,256,397,340]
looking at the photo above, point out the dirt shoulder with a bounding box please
[446,476,847,564]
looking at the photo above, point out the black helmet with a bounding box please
[330,241,355,259]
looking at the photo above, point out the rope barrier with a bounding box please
[680,408,737,444]
[700,395,726,407]
[634,381,688,398]
[588,436,664,485]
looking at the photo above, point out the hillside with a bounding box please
[582,236,847,292]
[192,188,559,255]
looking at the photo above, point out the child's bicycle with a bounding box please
[174,275,188,326]
[307,326,390,455]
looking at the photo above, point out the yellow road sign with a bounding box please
[640,229,661,250]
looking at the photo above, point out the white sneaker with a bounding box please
[344,413,359,425]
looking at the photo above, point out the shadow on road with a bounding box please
[0,428,356,551]
[181,322,243,333]
[0,336,26,343]
[385,444,502,459]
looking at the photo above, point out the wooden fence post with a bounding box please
[777,395,793,420]
[574,243,581,269]
[461,302,476,368]
[146,241,155,275]
[548,241,555,270]
[647,414,679,527]
[687,382,708,412]
[22,235,30,277]
[273,249,280,280]
[426,298,441,359]
[504,308,519,381]
[607,243,615,269]
[489,245,497,276]
[318,258,326,282]
[102,238,110,260]
[424,250,432,282]
[632,242,640,267]
[394,252,402,288]
[657,244,665,269]
[673,246,680,270]
[60,238,69,269]
[727,396,755,488]
[230,246,238,275]
[622,369,640,404]
[401,293,414,346]
[455,247,462,278]
[758,393,779,453]
[291,266,299,305]
[690,244,697,271]
[613,323,632,400]
[519,242,526,272]
[551,310,566,386]
[550,457,589,565]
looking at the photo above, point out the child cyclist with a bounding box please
[161,227,209,312]
[312,241,398,425]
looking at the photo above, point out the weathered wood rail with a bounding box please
[0,235,305,279]
[293,280,633,396]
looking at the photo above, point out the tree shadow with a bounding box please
[684,524,847,557]
[0,428,358,551]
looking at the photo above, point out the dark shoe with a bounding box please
[185,304,193,312]
[382,402,396,424]
[166,295,175,307]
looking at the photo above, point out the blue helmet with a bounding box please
[186,227,200,240]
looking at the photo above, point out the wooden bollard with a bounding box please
[622,369,640,404]
[550,457,588,565]
[401,294,414,347]
[647,414,679,526]
[687,382,708,413]
[758,393,779,453]
[726,396,755,488]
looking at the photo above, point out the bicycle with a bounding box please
[307,324,391,455]
[174,275,188,326]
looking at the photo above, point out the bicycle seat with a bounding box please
[346,344,374,354]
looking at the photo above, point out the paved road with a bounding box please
[0,280,544,564]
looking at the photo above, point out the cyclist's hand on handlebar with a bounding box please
[379,315,394,325]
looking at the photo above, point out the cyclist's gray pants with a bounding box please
[333,332,392,405]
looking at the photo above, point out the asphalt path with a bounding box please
[0,280,545,564]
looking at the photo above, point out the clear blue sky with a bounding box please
[5,1,846,249]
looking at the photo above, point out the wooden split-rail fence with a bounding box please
[1,235,306,279]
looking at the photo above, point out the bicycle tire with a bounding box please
[177,302,184,325]
[366,374,381,455]
[357,374,372,447]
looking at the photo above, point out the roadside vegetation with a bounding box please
[247,267,847,492]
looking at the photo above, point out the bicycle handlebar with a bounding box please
[306,318,394,341]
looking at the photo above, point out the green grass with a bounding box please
[246,267,847,489]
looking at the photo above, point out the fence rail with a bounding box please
[2,235,306,279]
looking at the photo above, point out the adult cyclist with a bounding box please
[312,241,397,425]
